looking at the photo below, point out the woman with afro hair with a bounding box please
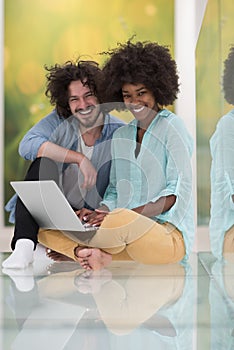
[41,41,194,270]
[210,46,234,261]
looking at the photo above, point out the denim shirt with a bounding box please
[6,110,125,223]
[209,109,234,259]
[101,109,194,259]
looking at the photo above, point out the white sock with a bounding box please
[2,266,35,292]
[33,243,53,262]
[32,244,54,275]
[2,239,34,269]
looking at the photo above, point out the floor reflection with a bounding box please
[199,252,234,350]
[1,254,196,349]
[209,258,234,350]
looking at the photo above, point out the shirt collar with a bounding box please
[100,113,109,136]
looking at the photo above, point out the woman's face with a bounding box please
[122,83,158,127]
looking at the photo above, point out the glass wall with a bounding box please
[196,0,234,226]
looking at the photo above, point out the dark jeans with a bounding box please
[11,157,59,250]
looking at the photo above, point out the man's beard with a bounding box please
[76,107,103,129]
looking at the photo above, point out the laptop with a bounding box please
[10,180,98,242]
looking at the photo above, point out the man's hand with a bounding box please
[37,142,97,190]
[78,156,97,189]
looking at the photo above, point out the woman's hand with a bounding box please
[76,208,108,227]
[90,209,109,226]
[76,206,109,227]
[75,208,94,222]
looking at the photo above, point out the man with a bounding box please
[3,59,124,269]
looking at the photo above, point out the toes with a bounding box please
[76,248,93,259]
[78,257,92,270]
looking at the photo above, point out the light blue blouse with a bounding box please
[210,109,234,259]
[101,109,194,259]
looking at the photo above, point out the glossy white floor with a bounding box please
[0,232,233,349]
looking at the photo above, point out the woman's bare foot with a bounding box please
[75,248,112,270]
[46,249,74,262]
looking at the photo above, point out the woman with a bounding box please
[40,40,194,270]
[210,46,234,261]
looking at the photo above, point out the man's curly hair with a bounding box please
[223,46,234,105]
[100,40,180,110]
[45,59,103,118]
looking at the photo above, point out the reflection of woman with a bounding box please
[210,46,234,260]
[84,264,185,335]
[9,263,191,349]
[209,260,234,349]
[40,40,194,269]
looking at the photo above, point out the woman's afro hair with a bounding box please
[223,46,234,105]
[100,40,180,110]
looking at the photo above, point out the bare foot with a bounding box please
[75,248,92,270]
[46,249,74,262]
[74,269,112,294]
[75,248,112,270]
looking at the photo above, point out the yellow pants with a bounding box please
[38,208,185,264]
[223,225,234,263]
[37,263,185,335]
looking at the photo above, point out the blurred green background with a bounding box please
[4,0,174,224]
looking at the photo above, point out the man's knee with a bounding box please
[25,157,59,182]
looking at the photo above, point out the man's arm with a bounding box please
[19,111,97,188]
[38,141,97,189]
[19,111,63,161]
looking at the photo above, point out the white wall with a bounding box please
[174,0,208,252]
[175,0,208,136]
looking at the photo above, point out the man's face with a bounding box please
[68,80,101,128]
